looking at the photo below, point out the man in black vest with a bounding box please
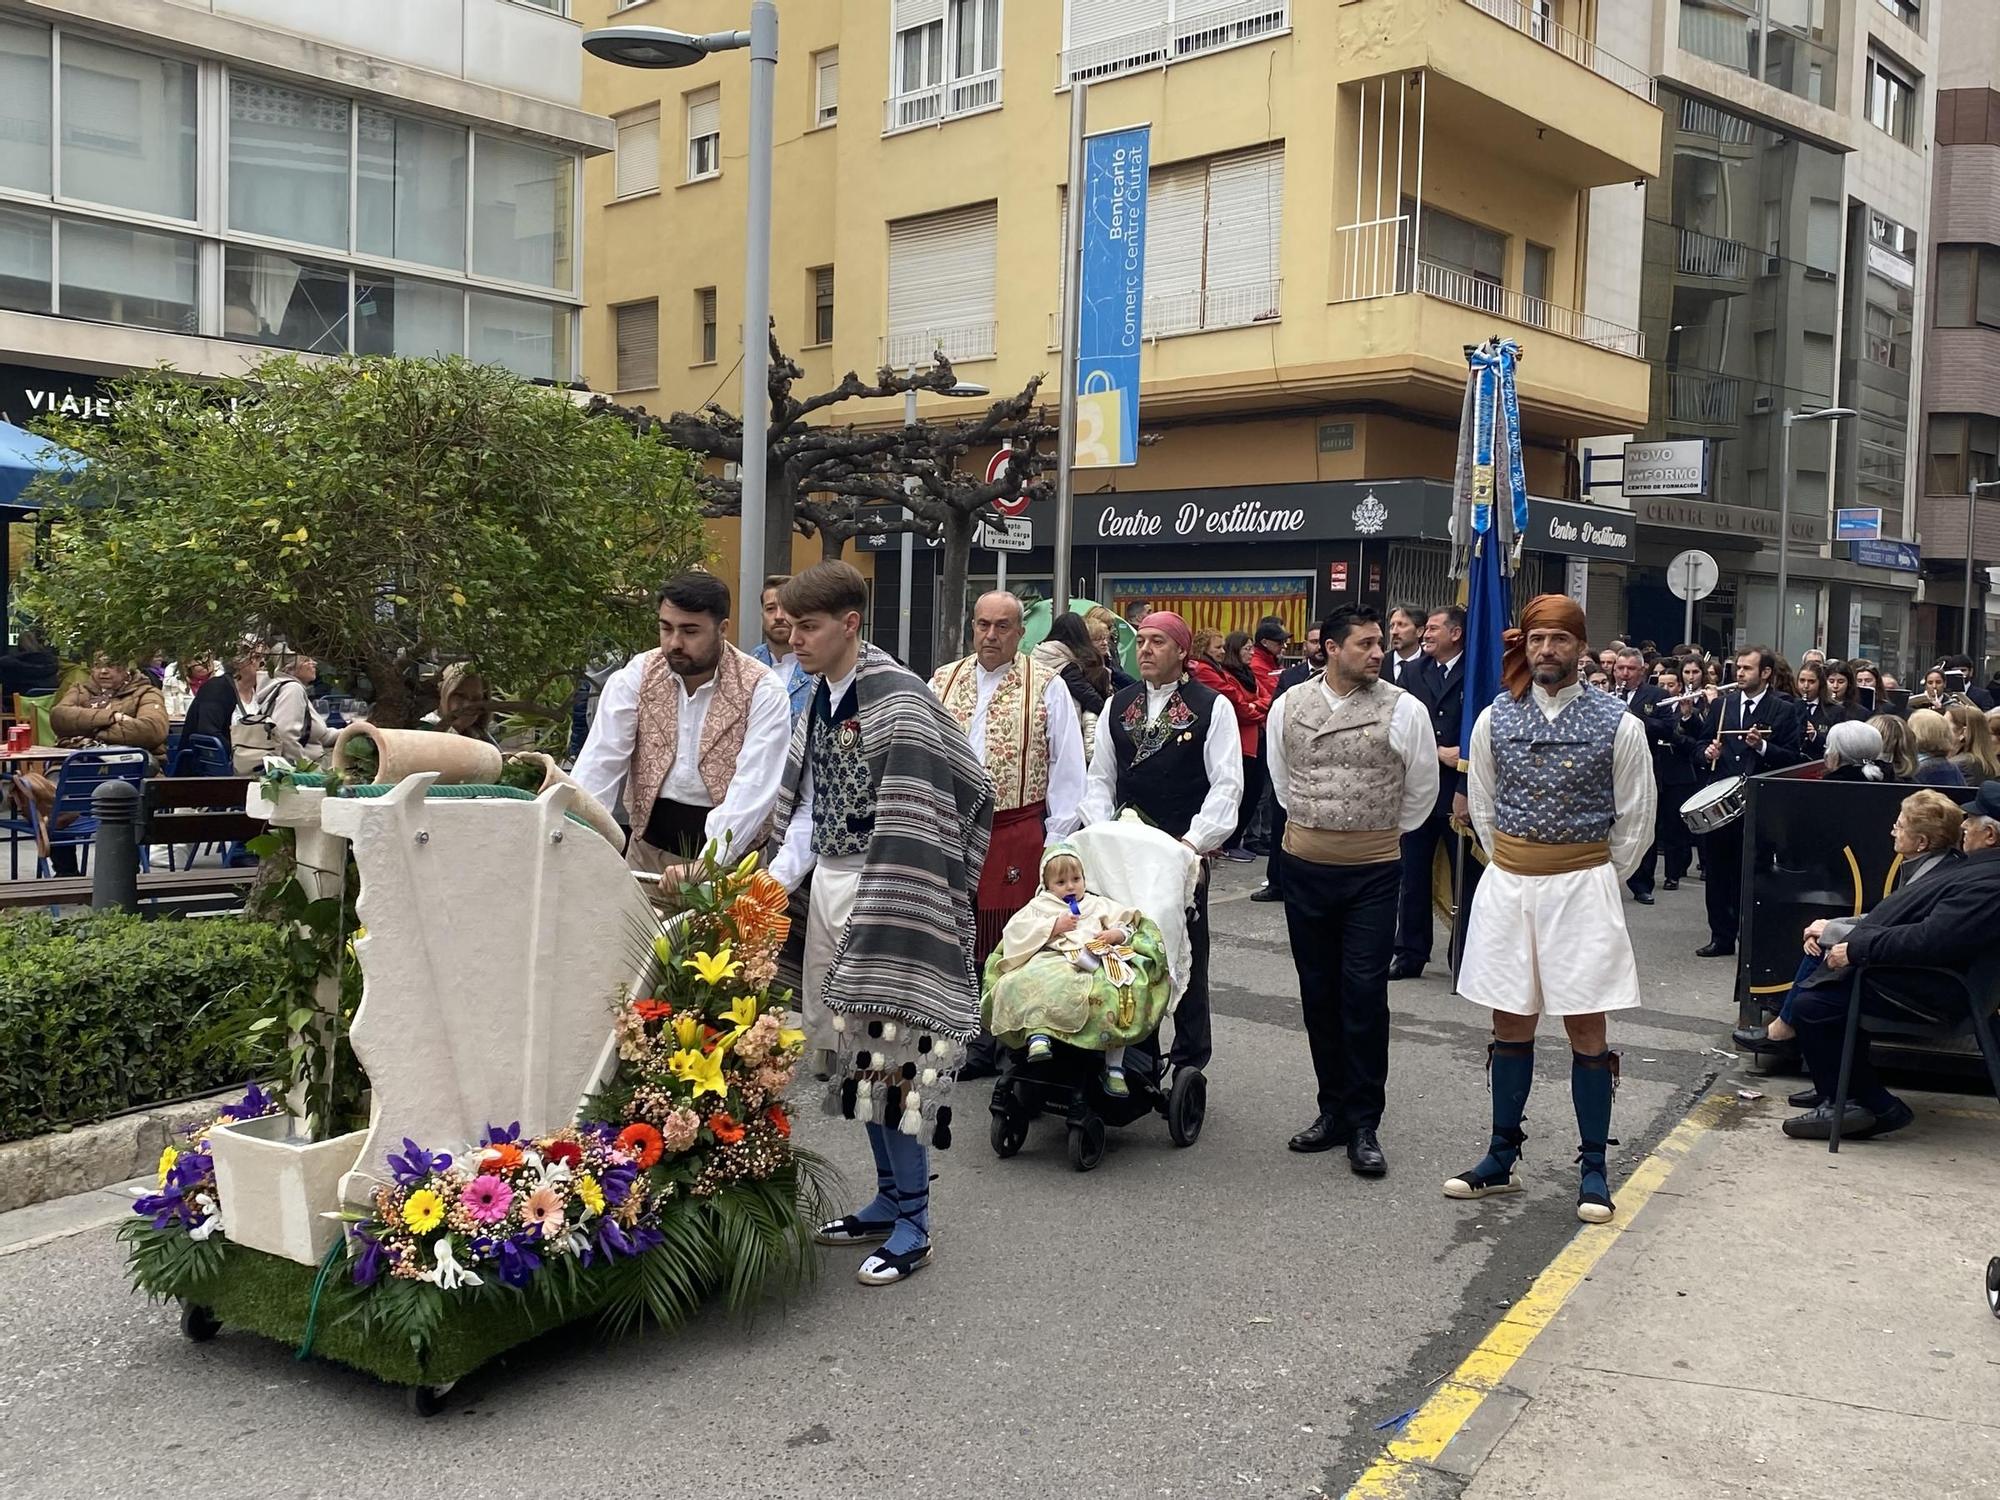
[1079,610,1244,1077]
[1390,605,1466,980]
[1676,646,1803,957]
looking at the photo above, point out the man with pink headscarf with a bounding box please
[1080,610,1243,1077]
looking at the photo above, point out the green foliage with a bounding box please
[20,355,707,726]
[0,910,290,1142]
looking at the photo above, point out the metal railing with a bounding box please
[881,322,997,368]
[1460,0,1654,101]
[1046,278,1282,346]
[1676,226,1751,281]
[883,68,1003,134]
[1666,370,1742,425]
[1059,0,1288,86]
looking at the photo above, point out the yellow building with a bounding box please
[582,0,1661,666]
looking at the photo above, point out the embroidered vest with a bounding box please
[1281,678,1407,832]
[1490,686,1624,845]
[929,653,1053,813]
[1106,678,1217,840]
[631,643,765,809]
[808,681,875,857]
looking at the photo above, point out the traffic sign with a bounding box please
[1666,548,1719,601]
[979,517,1032,553]
[988,448,1028,516]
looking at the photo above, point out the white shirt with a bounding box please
[1265,676,1439,834]
[1078,677,1244,854]
[1391,649,1427,688]
[1467,682,1656,882]
[769,661,859,891]
[960,659,1086,842]
[572,648,793,855]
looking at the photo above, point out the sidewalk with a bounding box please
[1359,1084,2000,1499]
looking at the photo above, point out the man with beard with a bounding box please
[1386,606,1429,690]
[751,573,814,720]
[574,571,793,873]
[1443,595,1655,1224]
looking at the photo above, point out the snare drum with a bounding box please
[1680,775,1747,837]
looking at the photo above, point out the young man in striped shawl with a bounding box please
[768,562,994,1286]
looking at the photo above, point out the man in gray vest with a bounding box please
[1266,603,1439,1178]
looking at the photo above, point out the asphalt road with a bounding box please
[0,861,1737,1500]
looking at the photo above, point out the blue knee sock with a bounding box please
[1471,1039,1535,1180]
[854,1121,899,1224]
[880,1128,931,1256]
[1572,1050,1616,1203]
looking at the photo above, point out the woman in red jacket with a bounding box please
[1189,629,1272,860]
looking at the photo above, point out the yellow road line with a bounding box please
[1342,1092,1735,1499]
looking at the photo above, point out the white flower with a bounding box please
[188,1195,225,1242]
[425,1235,484,1291]
[261,755,297,777]
[534,1159,573,1190]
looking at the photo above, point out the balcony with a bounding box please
[1677,0,1836,110]
[1676,226,1752,283]
[1664,370,1744,428]
[1049,279,1282,348]
[1059,0,1290,85]
[883,68,1003,135]
[881,322,997,368]
[1460,0,1653,102]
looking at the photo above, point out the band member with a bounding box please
[1676,647,1803,957]
[1391,605,1465,979]
[929,591,1086,963]
[768,562,993,1286]
[1633,659,1698,896]
[1444,594,1656,1223]
[1080,611,1242,1079]
[1609,647,1668,904]
[1268,605,1438,1177]
[573,572,793,872]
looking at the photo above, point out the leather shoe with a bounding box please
[1848,1097,1916,1138]
[1695,941,1735,958]
[1663,879,1680,891]
[1787,1086,1822,1109]
[1730,1025,1797,1056]
[1249,884,1284,903]
[1387,958,1425,981]
[1347,1129,1388,1177]
[1781,1101,1877,1140]
[1288,1116,1347,1153]
[1631,890,1655,905]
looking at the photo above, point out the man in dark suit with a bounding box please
[1633,656,1699,901]
[1390,605,1466,980]
[1781,782,2000,1139]
[1676,646,1804,957]
[1609,647,1668,904]
[1386,606,1429,691]
[1252,624,1323,904]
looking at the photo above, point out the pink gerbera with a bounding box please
[520,1184,565,1240]
[462,1174,514,1225]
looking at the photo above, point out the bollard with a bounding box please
[90,779,141,912]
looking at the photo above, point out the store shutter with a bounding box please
[615,300,659,390]
[887,202,998,363]
[614,106,659,198]
[1387,542,1452,618]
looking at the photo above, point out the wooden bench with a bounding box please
[0,865,257,913]
[144,775,264,856]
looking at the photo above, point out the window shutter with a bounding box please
[1801,332,1834,399]
[816,51,839,123]
[888,201,998,362]
[615,300,659,390]
[614,106,659,197]
[1145,162,1208,335]
[893,0,946,26]
[687,86,719,147]
[1203,146,1284,323]
[1067,0,1170,49]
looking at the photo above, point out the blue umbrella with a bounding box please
[0,419,86,508]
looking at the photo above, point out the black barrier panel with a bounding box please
[1738,767,1977,1019]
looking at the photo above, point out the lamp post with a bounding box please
[897,376,990,664]
[585,9,777,649]
[1967,479,2000,661]
[1774,404,1854,658]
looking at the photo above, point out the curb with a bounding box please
[0,1090,242,1215]
[1340,1090,1734,1499]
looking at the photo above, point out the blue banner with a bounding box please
[1851,538,1920,573]
[1075,125,1149,469]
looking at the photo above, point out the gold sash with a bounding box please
[1491,831,1610,877]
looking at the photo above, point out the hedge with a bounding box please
[0,910,288,1143]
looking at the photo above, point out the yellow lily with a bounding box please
[672,1014,701,1050]
[669,1045,729,1100]
[652,934,675,970]
[777,1023,806,1052]
[717,992,762,1043]
[682,946,741,987]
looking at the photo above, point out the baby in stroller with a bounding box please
[983,841,1174,1097]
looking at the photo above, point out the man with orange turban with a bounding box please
[1443,594,1656,1224]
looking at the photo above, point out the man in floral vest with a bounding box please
[1080,610,1243,1079]
[573,571,794,875]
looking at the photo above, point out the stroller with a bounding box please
[985,815,1208,1172]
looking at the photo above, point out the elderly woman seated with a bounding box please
[1732,789,1965,1076]
[1819,720,1892,782]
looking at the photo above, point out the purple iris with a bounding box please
[480,1121,522,1147]
[133,1187,188,1230]
[165,1149,214,1191]
[598,1163,637,1209]
[596,1218,637,1259]
[386,1138,451,1186]
[349,1229,387,1287]
[494,1234,542,1288]
[236,1082,274,1119]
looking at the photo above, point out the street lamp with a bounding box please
[1774,404,1854,658]
[584,9,777,649]
[897,377,990,664]
[1967,479,2000,660]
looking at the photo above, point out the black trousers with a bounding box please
[1130,865,1212,1074]
[1394,809,1453,967]
[1229,753,1266,851]
[1264,801,1289,892]
[1703,820,1745,946]
[640,797,711,859]
[1283,856,1399,1130]
[1632,788,1694,895]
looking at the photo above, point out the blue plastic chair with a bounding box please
[0,748,153,879]
[164,734,232,871]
